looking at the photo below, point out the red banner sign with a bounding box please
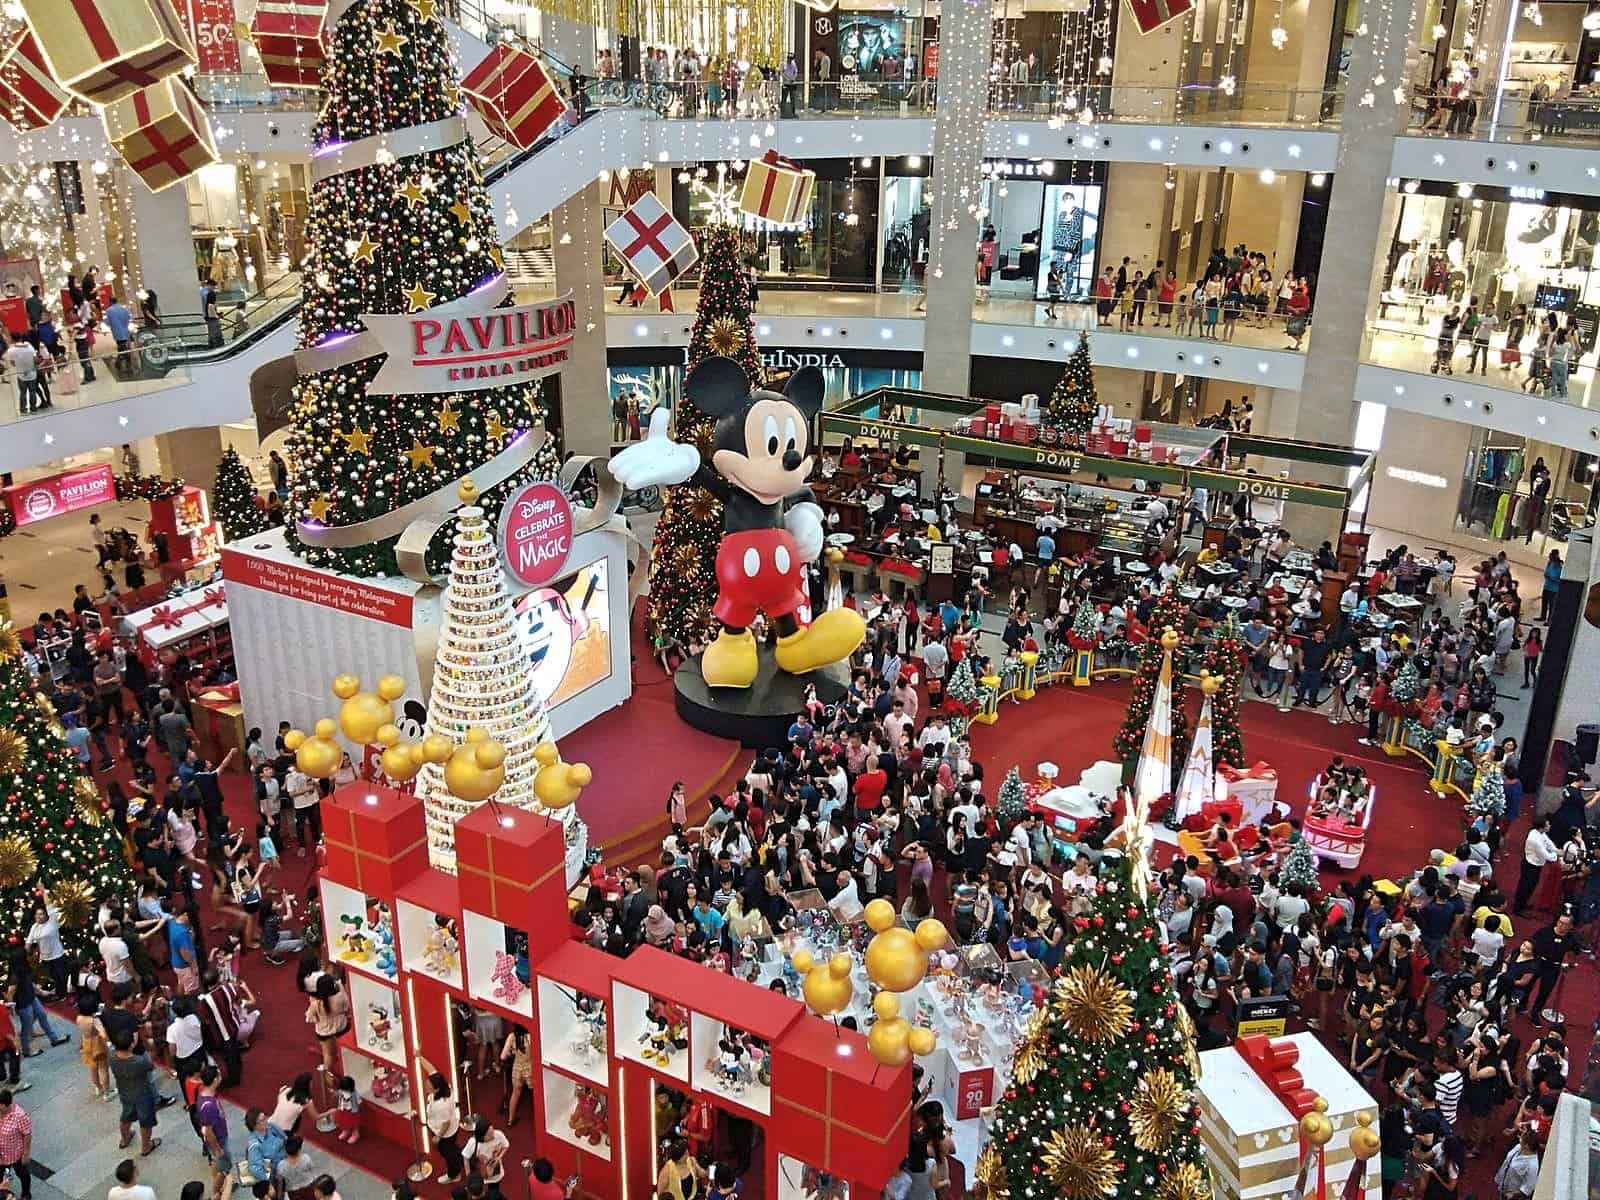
[184,0,241,72]
[498,481,573,588]
[3,464,115,527]
[220,547,414,627]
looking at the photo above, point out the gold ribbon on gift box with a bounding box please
[772,1073,911,1165]
[455,831,566,916]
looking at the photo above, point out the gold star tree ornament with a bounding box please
[1130,1068,1192,1152]
[1043,1126,1119,1200]
[404,440,438,470]
[1052,963,1135,1044]
[374,22,408,53]
[1157,1163,1213,1200]
[339,426,373,454]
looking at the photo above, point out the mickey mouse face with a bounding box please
[686,355,827,507]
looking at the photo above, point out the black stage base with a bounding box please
[674,645,850,749]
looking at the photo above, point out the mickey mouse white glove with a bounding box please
[785,501,825,563]
[609,408,701,490]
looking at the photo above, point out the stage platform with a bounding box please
[673,646,849,749]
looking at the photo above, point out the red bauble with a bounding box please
[1092,915,1104,927]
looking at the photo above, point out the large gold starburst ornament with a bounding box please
[706,316,747,357]
[688,423,717,457]
[48,879,95,928]
[1011,1006,1049,1084]
[686,488,720,523]
[34,693,63,736]
[673,544,702,574]
[1053,964,1134,1044]
[975,1145,1008,1196]
[1130,1068,1190,1151]
[74,776,105,826]
[1043,1125,1118,1199]
[1157,1162,1213,1200]
[1175,1003,1202,1077]
[0,836,37,889]
[0,623,20,661]
[0,729,23,776]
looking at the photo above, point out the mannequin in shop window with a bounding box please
[209,237,242,300]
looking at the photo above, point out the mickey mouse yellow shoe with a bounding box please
[775,608,867,676]
[701,628,759,688]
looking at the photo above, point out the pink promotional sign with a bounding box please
[497,480,574,588]
[4,463,115,528]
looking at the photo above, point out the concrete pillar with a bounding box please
[551,180,611,457]
[542,15,596,74]
[156,427,225,489]
[1109,2,1185,120]
[73,166,112,287]
[129,181,200,322]
[919,0,991,501]
[1293,0,1339,121]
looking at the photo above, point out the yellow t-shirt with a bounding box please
[1472,906,1514,938]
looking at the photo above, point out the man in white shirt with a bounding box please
[921,639,948,687]
[166,998,206,1076]
[1008,815,1034,867]
[98,920,134,987]
[828,870,863,923]
[25,905,66,997]
[286,767,319,858]
[3,336,41,415]
[1513,815,1559,915]
[107,1158,158,1200]
[1469,913,1506,968]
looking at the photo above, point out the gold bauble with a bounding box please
[458,478,480,505]
[1042,1125,1119,1200]
[297,736,342,779]
[975,1145,1008,1197]
[872,991,900,1021]
[802,963,852,1015]
[867,1016,911,1066]
[907,1026,937,1056]
[381,745,422,781]
[913,917,949,952]
[375,723,402,748]
[0,728,23,776]
[865,927,927,992]
[283,729,306,752]
[338,691,393,744]
[791,948,815,974]
[1157,1162,1213,1200]
[0,836,38,888]
[331,673,361,700]
[1349,1112,1381,1161]
[1052,965,1135,1044]
[0,623,20,662]
[377,674,406,701]
[73,776,105,826]
[445,745,504,802]
[47,878,94,928]
[421,734,453,764]
[864,897,896,932]
[314,718,338,740]
[1130,1068,1190,1152]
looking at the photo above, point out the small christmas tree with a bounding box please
[1200,615,1247,769]
[1070,599,1099,645]
[1279,837,1319,893]
[1391,655,1422,708]
[0,624,135,969]
[947,656,978,711]
[997,766,1027,833]
[645,224,765,655]
[1468,766,1506,826]
[984,847,1212,1200]
[1044,333,1098,443]
[213,447,267,542]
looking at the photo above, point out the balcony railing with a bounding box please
[986,81,1341,126]
[1407,88,1600,147]
[1362,322,1598,408]
[0,342,193,429]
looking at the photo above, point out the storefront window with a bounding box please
[185,160,306,301]
[1455,429,1598,549]
[879,175,929,293]
[976,167,1104,301]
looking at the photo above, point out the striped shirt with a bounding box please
[1434,1070,1464,1126]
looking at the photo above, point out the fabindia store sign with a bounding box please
[3,464,115,528]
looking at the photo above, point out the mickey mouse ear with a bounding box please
[685,356,750,417]
[784,365,826,422]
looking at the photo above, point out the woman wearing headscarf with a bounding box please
[643,905,675,948]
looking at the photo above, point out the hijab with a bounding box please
[644,905,675,943]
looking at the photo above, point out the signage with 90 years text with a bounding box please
[498,480,575,589]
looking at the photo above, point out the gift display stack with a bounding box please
[459,44,571,149]
[247,0,329,88]
[739,149,817,225]
[952,398,1041,445]
[0,30,71,131]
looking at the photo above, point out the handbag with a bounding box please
[1286,316,1307,337]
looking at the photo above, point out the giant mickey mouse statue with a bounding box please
[612,356,866,688]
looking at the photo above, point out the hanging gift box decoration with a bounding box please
[459,44,569,150]
[739,149,815,225]
[21,0,196,105]
[103,76,219,192]
[603,192,699,298]
[248,0,327,89]
[0,29,72,131]
[1123,0,1193,35]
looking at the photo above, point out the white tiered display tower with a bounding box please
[416,490,584,872]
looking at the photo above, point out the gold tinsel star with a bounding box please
[0,728,22,775]
[974,1146,1007,1196]
[48,879,95,928]
[448,198,473,226]
[374,22,408,54]
[1052,964,1134,1044]
[73,776,104,827]
[1157,1162,1213,1200]
[404,440,438,470]
[0,836,38,889]
[672,543,701,574]
[406,0,438,18]
[403,281,438,312]
[484,412,510,442]
[706,316,747,356]
[686,488,720,523]
[307,494,335,522]
[1042,1126,1118,1200]
[339,426,372,455]
[396,178,427,207]
[350,234,379,265]
[436,402,461,433]
[0,622,19,661]
[1130,1068,1190,1152]
[1010,1006,1049,1084]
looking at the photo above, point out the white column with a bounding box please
[72,165,113,286]
[129,180,200,319]
[551,180,611,456]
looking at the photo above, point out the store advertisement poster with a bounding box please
[0,256,42,335]
[1035,183,1103,300]
[3,464,115,528]
[837,12,904,75]
[184,0,241,73]
[513,558,613,708]
[1504,203,1568,271]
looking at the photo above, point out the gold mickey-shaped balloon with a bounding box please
[913,918,949,953]
[375,723,402,748]
[907,1026,937,1056]
[376,674,406,702]
[1348,1112,1381,1161]
[465,727,489,744]
[791,948,815,975]
[867,1016,912,1067]
[298,736,342,779]
[381,744,422,781]
[828,952,852,979]
[339,691,393,744]
[408,743,428,767]
[1160,626,1181,650]
[445,742,505,803]
[421,734,454,764]
[802,964,852,1016]
[458,478,480,505]
[475,740,507,770]
[331,673,361,700]
[283,729,306,752]
[865,927,927,992]
[872,991,900,1021]
[314,718,338,740]
[864,898,897,933]
[533,742,592,811]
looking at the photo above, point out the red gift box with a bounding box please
[738,149,816,224]
[984,404,1001,422]
[1134,423,1154,443]
[22,0,195,104]
[0,30,69,131]
[1086,432,1111,453]
[320,784,429,897]
[460,44,569,150]
[102,76,217,192]
[1125,0,1193,35]
[453,800,570,964]
[249,0,326,89]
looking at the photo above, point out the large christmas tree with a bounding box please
[984,849,1212,1200]
[213,447,267,542]
[1044,334,1097,442]
[0,625,134,966]
[644,224,763,653]
[1113,587,1191,770]
[1199,615,1247,769]
[285,0,557,577]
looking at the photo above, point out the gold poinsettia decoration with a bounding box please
[74,776,105,826]
[1052,964,1134,1044]
[1010,1006,1049,1084]
[0,623,20,662]
[706,316,747,357]
[48,879,95,928]
[975,1145,1008,1196]
[1157,1162,1213,1200]
[0,728,23,776]
[686,487,720,523]
[672,543,702,574]
[1043,1125,1118,1199]
[0,835,38,889]
[1130,1067,1190,1152]
[1174,1002,1202,1078]
[34,692,63,736]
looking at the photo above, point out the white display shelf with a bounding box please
[319,879,397,981]
[396,898,462,991]
[689,1010,771,1116]
[542,1068,611,1161]
[610,980,687,1082]
[536,977,609,1087]
[340,1047,413,1117]
[462,908,533,1019]
[347,972,406,1068]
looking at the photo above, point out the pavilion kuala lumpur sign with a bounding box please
[497,480,574,590]
[361,293,578,394]
[3,463,114,527]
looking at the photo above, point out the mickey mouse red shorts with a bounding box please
[713,529,805,628]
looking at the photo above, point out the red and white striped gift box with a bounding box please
[21,0,196,105]
[0,29,71,131]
